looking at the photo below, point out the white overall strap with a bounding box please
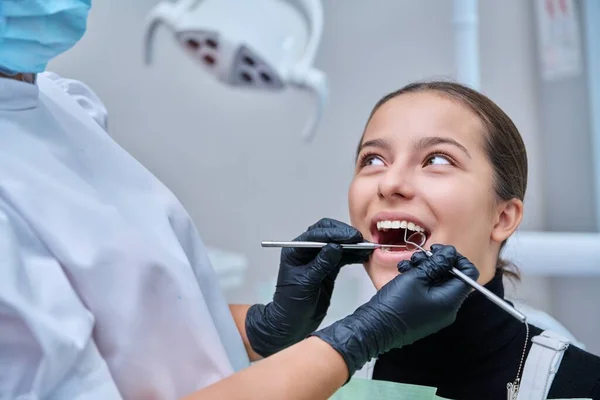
[516,330,571,400]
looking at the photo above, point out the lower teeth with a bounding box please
[381,247,404,252]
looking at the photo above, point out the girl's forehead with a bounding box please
[362,94,485,151]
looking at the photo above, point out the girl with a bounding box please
[348,81,600,399]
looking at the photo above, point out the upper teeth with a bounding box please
[376,220,425,232]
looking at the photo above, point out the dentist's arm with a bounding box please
[0,209,123,399]
[183,336,346,400]
[184,245,479,400]
[229,304,262,361]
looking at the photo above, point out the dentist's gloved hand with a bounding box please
[246,218,371,357]
[311,244,479,378]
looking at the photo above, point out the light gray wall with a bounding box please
[536,0,597,232]
[585,0,600,224]
[476,0,554,315]
[532,0,600,355]
[49,0,597,350]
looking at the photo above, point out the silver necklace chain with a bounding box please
[507,322,530,400]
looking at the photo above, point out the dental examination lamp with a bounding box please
[144,0,328,143]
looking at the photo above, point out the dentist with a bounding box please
[0,1,478,399]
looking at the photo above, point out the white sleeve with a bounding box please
[0,209,122,400]
[39,71,109,132]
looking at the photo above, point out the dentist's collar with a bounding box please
[0,73,39,110]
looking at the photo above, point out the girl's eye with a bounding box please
[358,153,385,168]
[364,155,385,167]
[424,153,452,166]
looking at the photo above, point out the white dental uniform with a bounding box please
[0,72,250,400]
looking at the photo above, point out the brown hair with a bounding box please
[362,81,527,280]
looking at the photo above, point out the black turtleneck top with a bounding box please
[373,271,600,400]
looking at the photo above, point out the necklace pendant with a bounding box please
[507,380,520,400]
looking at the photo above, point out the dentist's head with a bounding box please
[0,0,92,75]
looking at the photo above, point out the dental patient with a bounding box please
[348,81,600,400]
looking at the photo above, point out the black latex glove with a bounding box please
[311,244,479,378]
[246,218,372,357]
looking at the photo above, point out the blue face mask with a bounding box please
[0,0,92,75]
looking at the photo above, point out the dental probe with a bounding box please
[261,241,407,250]
[261,238,527,323]
[403,231,527,323]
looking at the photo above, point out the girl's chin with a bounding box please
[366,263,402,290]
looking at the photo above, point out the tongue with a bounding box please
[379,229,408,250]
[378,229,428,252]
[388,246,406,252]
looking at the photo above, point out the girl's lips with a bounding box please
[371,247,416,267]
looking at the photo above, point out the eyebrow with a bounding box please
[415,136,471,158]
[356,138,391,160]
[356,136,471,160]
